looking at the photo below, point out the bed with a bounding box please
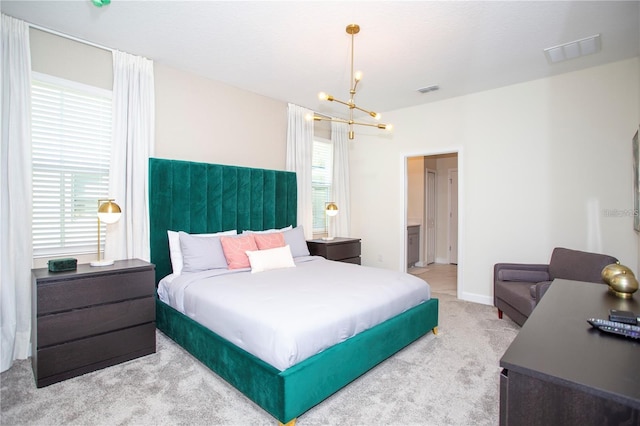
[149,158,439,425]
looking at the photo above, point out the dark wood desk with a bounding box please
[500,279,640,426]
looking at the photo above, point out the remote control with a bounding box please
[587,318,640,340]
[609,309,638,325]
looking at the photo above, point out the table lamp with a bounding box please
[90,199,122,267]
[323,202,339,241]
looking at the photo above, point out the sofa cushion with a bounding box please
[548,248,618,283]
[495,281,537,318]
[498,269,550,282]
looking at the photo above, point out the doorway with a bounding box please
[406,152,460,296]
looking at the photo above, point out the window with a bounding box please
[311,138,334,235]
[31,73,113,257]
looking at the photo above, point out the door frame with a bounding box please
[448,168,458,264]
[401,148,463,300]
[424,168,437,265]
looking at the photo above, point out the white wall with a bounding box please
[154,64,287,170]
[350,58,640,305]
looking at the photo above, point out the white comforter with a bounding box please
[158,256,431,371]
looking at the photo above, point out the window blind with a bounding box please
[31,73,113,257]
[311,139,333,234]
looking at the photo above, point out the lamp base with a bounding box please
[90,259,115,267]
[322,236,335,241]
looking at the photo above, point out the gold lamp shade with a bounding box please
[601,262,638,299]
[325,202,339,217]
[97,200,122,224]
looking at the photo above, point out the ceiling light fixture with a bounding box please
[308,24,392,140]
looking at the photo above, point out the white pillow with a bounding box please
[245,245,296,274]
[242,225,293,235]
[168,229,237,275]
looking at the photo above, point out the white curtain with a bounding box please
[1,14,33,372]
[286,103,314,239]
[105,50,155,262]
[331,122,351,237]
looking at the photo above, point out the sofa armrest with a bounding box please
[494,263,550,282]
[535,281,553,301]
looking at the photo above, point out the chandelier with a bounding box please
[310,24,392,140]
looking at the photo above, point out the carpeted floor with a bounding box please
[1,291,519,426]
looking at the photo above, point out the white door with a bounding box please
[449,169,458,264]
[425,170,436,264]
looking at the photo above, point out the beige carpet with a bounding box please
[0,290,519,426]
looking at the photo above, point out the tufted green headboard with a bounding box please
[149,158,297,284]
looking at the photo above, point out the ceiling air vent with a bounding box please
[544,34,601,64]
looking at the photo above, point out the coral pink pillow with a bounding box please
[220,234,258,269]
[253,232,285,250]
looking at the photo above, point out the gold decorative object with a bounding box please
[309,24,392,140]
[601,262,634,283]
[601,262,639,299]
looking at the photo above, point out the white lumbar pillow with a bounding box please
[246,245,296,274]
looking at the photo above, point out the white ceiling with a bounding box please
[2,1,639,120]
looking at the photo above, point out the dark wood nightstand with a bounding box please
[307,237,361,264]
[31,259,156,387]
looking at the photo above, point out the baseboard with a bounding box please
[415,261,426,267]
[459,291,493,306]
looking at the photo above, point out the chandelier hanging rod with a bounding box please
[309,23,392,140]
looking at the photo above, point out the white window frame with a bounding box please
[31,72,113,258]
[311,136,334,237]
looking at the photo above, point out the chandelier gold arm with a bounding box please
[324,96,353,108]
[352,104,380,119]
[311,115,391,130]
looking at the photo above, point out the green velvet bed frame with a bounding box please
[149,158,439,424]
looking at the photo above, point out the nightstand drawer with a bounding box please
[36,322,156,383]
[307,238,362,263]
[37,297,155,348]
[37,269,155,315]
[323,241,361,260]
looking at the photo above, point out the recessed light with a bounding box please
[417,85,440,94]
[544,34,601,64]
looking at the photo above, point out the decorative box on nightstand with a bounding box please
[307,237,361,264]
[31,259,156,388]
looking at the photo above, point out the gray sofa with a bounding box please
[494,247,618,326]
